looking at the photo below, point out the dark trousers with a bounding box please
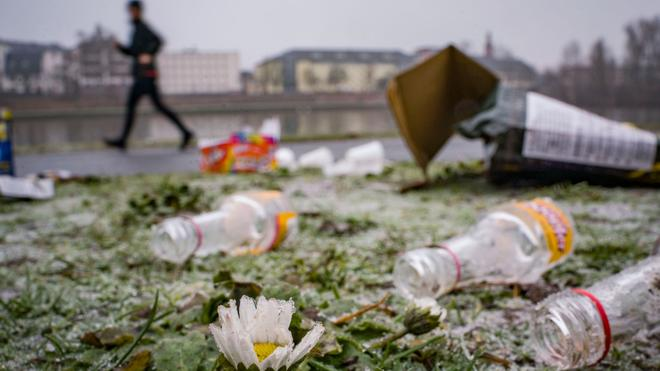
[118,78,189,142]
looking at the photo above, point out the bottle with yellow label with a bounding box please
[151,191,297,264]
[393,198,574,299]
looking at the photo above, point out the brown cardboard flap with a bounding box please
[387,45,499,174]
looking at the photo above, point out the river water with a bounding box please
[13,108,397,148]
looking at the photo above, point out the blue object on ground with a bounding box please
[0,109,14,176]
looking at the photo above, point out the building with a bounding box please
[477,34,537,89]
[413,35,538,90]
[0,40,69,95]
[158,51,240,95]
[254,49,412,94]
[240,71,259,95]
[0,43,9,81]
[474,56,538,90]
[76,26,131,95]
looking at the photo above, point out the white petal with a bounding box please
[287,323,325,367]
[254,297,279,343]
[234,334,260,369]
[276,299,295,333]
[210,324,235,367]
[220,314,245,367]
[215,303,259,368]
[239,296,258,334]
[210,323,243,369]
[260,344,292,371]
[273,327,293,347]
[227,300,246,332]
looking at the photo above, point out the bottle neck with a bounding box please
[441,234,481,284]
[429,244,462,289]
[188,210,229,255]
[393,247,460,298]
[532,291,608,369]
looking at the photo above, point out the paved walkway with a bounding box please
[14,136,483,176]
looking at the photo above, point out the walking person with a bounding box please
[105,0,194,151]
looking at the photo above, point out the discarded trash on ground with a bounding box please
[150,190,297,264]
[461,89,660,185]
[0,108,13,176]
[0,175,55,200]
[388,45,660,186]
[324,141,386,177]
[297,141,387,177]
[3,166,659,369]
[394,197,574,298]
[198,118,280,174]
[34,169,74,181]
[298,147,334,170]
[274,147,297,171]
[531,255,660,369]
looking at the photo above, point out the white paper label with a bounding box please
[522,92,657,170]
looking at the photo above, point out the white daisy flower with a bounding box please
[209,296,325,370]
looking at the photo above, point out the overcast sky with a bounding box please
[1,0,659,71]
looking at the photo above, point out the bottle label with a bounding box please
[522,92,657,171]
[270,211,297,250]
[514,198,573,263]
[242,211,297,256]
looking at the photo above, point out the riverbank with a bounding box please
[14,136,483,176]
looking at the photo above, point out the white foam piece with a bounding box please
[298,147,334,169]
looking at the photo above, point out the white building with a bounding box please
[0,40,69,95]
[76,27,131,91]
[158,51,240,95]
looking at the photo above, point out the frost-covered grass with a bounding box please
[1,162,658,370]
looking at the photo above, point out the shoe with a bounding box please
[104,138,127,151]
[179,131,194,151]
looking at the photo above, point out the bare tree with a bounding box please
[588,39,616,107]
[562,40,582,67]
[623,15,660,106]
[539,15,660,119]
[558,40,583,103]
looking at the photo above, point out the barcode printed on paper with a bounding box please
[522,93,657,170]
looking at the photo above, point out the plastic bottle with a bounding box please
[393,198,575,299]
[531,255,660,369]
[150,191,297,264]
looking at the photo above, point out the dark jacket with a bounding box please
[117,20,162,79]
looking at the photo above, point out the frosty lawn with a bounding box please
[1,162,658,370]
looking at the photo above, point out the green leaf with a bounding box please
[313,334,377,369]
[80,327,134,348]
[212,353,235,371]
[200,293,230,324]
[213,270,234,288]
[231,282,263,301]
[261,282,301,302]
[152,332,209,371]
[346,319,393,341]
[117,350,151,371]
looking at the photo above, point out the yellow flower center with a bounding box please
[253,343,279,362]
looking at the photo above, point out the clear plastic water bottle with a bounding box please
[150,191,297,264]
[531,255,660,369]
[393,198,575,299]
